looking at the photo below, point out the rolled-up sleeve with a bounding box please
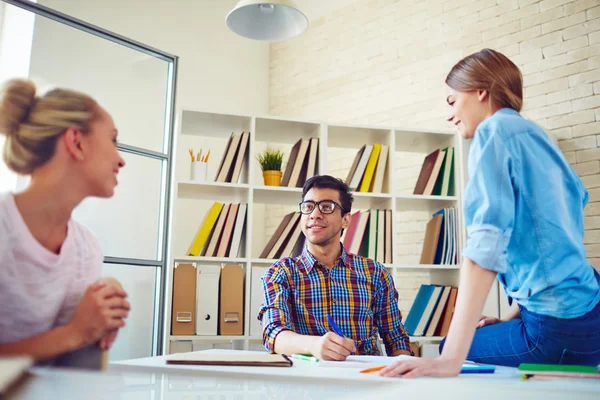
[373,267,411,355]
[463,129,515,273]
[257,264,294,353]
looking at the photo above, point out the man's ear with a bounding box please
[477,89,489,102]
[341,212,351,230]
[62,127,85,161]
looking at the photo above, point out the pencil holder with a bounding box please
[190,161,208,182]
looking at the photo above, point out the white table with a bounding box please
[8,350,600,399]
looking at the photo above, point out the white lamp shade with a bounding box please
[226,0,308,42]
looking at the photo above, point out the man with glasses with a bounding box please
[258,175,411,360]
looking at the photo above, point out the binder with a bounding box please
[171,263,197,336]
[250,266,268,337]
[219,264,245,335]
[195,266,221,335]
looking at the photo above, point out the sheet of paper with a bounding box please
[318,355,414,368]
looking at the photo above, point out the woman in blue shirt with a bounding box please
[381,48,600,378]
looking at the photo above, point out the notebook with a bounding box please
[0,356,32,394]
[166,352,293,367]
[517,363,600,379]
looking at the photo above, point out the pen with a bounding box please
[326,314,345,337]
[291,354,319,362]
[360,365,385,374]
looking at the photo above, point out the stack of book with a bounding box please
[186,202,247,258]
[280,137,319,187]
[215,131,250,183]
[341,209,392,264]
[404,284,458,337]
[260,212,306,259]
[345,144,389,192]
[420,207,459,265]
[413,147,455,196]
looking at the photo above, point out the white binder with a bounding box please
[250,267,268,337]
[195,266,221,335]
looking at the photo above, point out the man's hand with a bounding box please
[309,332,356,361]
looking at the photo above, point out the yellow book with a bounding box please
[358,144,381,192]
[186,202,224,256]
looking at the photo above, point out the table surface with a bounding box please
[8,350,600,400]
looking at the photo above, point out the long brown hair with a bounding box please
[446,48,523,112]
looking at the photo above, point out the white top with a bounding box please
[0,192,103,344]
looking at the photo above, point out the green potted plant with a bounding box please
[257,147,284,186]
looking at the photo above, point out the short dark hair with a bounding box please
[302,175,353,215]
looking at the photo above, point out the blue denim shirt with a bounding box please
[463,108,600,318]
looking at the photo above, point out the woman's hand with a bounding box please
[379,357,462,378]
[477,315,502,328]
[68,280,130,348]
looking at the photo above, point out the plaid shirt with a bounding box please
[258,243,411,355]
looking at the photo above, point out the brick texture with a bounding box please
[268,0,600,306]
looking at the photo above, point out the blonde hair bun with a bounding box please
[0,79,37,138]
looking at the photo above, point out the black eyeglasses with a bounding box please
[299,200,345,215]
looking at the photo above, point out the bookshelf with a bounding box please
[165,108,495,354]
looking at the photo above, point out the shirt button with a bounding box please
[332,299,337,304]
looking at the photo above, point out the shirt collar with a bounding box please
[298,242,351,273]
[495,107,520,116]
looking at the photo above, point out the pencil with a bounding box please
[360,365,385,374]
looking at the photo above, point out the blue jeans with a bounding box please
[439,299,600,367]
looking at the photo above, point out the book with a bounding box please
[385,209,392,264]
[203,203,231,257]
[425,285,451,336]
[230,131,250,184]
[288,139,310,187]
[214,133,233,181]
[420,214,443,264]
[436,287,458,336]
[404,284,435,336]
[345,146,365,186]
[413,285,443,336]
[370,144,388,193]
[517,363,600,379]
[413,149,441,195]
[260,212,296,259]
[423,149,446,195]
[358,144,381,192]
[216,133,242,182]
[349,211,370,255]
[166,353,293,367]
[228,204,247,258]
[342,211,361,251]
[349,145,373,191]
[306,137,319,181]
[281,139,302,187]
[186,202,224,256]
[267,212,301,259]
[216,203,239,257]
[367,210,378,260]
[432,209,447,264]
[376,209,385,264]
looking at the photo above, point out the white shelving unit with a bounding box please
[164,108,486,354]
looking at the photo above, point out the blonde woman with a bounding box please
[382,49,600,378]
[0,79,130,363]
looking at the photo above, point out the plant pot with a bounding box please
[263,170,282,186]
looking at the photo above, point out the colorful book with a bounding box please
[349,145,373,191]
[420,214,443,264]
[203,203,231,256]
[404,284,435,336]
[370,144,388,193]
[228,204,247,258]
[413,285,443,336]
[358,144,381,192]
[186,202,224,256]
[414,149,441,195]
[517,363,600,379]
[216,203,239,257]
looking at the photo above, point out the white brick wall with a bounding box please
[267,0,600,310]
